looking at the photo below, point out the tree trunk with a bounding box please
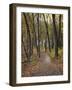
[37,14,40,57]
[43,14,51,52]
[27,14,34,56]
[32,13,38,55]
[58,15,62,48]
[22,34,29,61]
[52,14,58,57]
[23,13,32,61]
[44,39,47,52]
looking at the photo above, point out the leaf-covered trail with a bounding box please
[22,52,63,77]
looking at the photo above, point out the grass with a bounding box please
[49,48,63,63]
[58,48,63,63]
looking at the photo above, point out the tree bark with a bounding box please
[58,15,62,48]
[32,13,38,55]
[23,13,32,61]
[27,13,34,55]
[43,14,51,52]
[22,34,29,61]
[52,14,58,57]
[37,14,40,57]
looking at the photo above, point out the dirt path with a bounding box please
[39,52,51,64]
[22,52,63,77]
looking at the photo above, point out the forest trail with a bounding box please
[22,52,63,77]
[39,52,51,64]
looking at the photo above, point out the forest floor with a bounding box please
[22,52,63,77]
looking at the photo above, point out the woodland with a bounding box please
[21,13,63,77]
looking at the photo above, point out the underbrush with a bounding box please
[49,48,63,63]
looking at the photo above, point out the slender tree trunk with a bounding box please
[27,13,34,55]
[37,14,40,57]
[23,13,32,61]
[44,39,47,52]
[22,34,29,61]
[32,13,38,55]
[48,15,54,49]
[43,14,51,52]
[58,15,62,48]
[22,14,29,62]
[52,14,58,57]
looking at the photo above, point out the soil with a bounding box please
[22,52,63,77]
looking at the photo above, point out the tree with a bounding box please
[22,33,29,61]
[58,15,63,48]
[52,14,58,57]
[37,14,40,57]
[43,14,51,52]
[23,13,32,61]
[32,13,38,55]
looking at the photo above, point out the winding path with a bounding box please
[22,52,63,77]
